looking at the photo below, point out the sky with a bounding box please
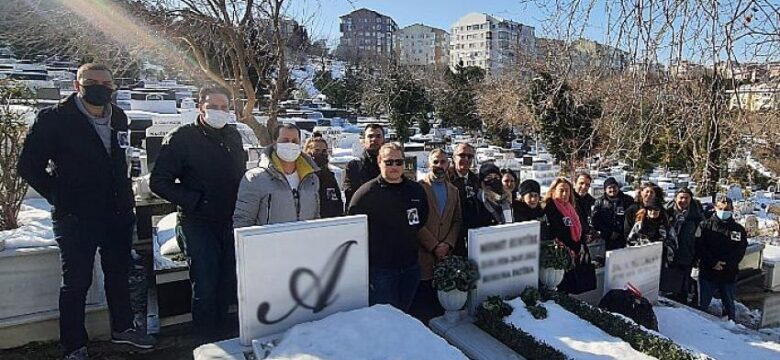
[288,0,609,48]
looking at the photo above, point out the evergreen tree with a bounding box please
[529,72,600,171]
[439,62,484,131]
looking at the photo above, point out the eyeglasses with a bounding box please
[431,159,448,165]
[456,153,474,159]
[383,159,405,166]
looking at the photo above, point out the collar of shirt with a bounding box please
[75,95,112,124]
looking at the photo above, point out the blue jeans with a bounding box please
[176,222,236,341]
[369,264,421,312]
[54,214,135,354]
[699,278,737,320]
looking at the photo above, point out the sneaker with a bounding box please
[111,328,156,349]
[64,346,89,360]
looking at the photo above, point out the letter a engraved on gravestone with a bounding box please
[256,240,358,324]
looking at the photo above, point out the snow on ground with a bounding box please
[0,198,55,249]
[656,306,780,359]
[265,305,467,360]
[705,299,762,328]
[503,299,656,360]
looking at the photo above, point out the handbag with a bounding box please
[557,244,597,295]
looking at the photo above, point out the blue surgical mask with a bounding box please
[716,210,732,220]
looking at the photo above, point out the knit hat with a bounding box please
[478,163,501,183]
[604,177,619,190]
[519,179,541,196]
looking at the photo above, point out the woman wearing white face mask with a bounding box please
[233,123,321,227]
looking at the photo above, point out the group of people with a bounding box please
[15,63,751,360]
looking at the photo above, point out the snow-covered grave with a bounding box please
[656,303,780,359]
[255,305,467,360]
[0,198,107,349]
[194,215,466,360]
[504,298,656,360]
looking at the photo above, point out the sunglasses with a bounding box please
[456,153,474,159]
[383,159,405,166]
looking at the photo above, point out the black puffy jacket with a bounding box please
[592,193,635,250]
[150,121,246,225]
[696,216,747,283]
[18,94,134,221]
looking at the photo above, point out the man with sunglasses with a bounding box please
[446,142,479,256]
[348,143,428,312]
[18,63,155,359]
[150,87,246,343]
[344,124,385,208]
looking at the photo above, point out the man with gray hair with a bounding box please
[695,196,747,321]
[18,63,154,359]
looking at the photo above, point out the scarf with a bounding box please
[553,199,582,243]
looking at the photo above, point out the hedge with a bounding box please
[541,289,705,360]
[474,296,570,360]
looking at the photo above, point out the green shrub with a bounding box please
[432,255,479,292]
[541,241,573,270]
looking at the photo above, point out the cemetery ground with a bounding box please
[0,317,239,360]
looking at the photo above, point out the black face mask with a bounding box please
[432,167,446,179]
[366,148,379,158]
[80,85,113,106]
[313,154,329,167]
[485,178,503,194]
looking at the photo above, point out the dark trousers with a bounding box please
[54,214,135,354]
[369,264,421,312]
[661,264,693,304]
[699,278,737,320]
[409,280,444,325]
[176,222,236,341]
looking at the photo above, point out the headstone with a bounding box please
[603,242,663,303]
[467,221,541,313]
[742,215,759,237]
[234,215,369,345]
[404,156,417,181]
[760,293,780,328]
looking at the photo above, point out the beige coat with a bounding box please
[418,176,463,280]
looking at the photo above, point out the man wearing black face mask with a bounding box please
[18,63,155,359]
[304,137,343,218]
[468,163,513,229]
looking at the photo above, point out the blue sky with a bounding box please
[288,0,608,48]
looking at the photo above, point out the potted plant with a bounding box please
[432,255,479,322]
[540,241,572,289]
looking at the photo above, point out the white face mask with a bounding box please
[276,142,301,162]
[202,109,229,129]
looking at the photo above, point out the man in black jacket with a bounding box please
[592,177,635,250]
[446,142,479,256]
[348,143,428,312]
[696,196,747,321]
[343,124,384,208]
[150,87,246,342]
[17,63,154,359]
[304,136,343,218]
[574,172,596,243]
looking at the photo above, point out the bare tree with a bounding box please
[0,81,33,230]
